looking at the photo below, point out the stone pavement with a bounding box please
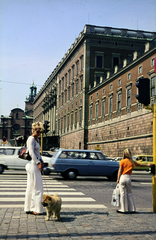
[0,208,156,240]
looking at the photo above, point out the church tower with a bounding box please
[25,82,37,117]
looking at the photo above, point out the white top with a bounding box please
[27,136,43,164]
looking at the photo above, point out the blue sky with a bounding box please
[0,0,156,117]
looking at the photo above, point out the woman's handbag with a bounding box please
[111,184,120,207]
[19,147,32,161]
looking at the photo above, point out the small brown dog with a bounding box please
[42,193,62,221]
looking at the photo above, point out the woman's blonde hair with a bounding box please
[32,121,44,133]
[123,148,135,167]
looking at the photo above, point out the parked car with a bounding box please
[132,155,153,171]
[0,146,51,174]
[48,149,119,180]
[42,151,53,158]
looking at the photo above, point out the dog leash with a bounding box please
[42,170,49,195]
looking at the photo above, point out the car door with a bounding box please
[15,148,29,169]
[2,148,18,169]
[88,152,109,175]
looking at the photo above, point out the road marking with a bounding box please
[0,197,95,201]
[0,184,69,187]
[141,183,152,185]
[0,204,107,208]
[0,188,76,191]
[0,192,84,196]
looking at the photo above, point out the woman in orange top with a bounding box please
[116,148,152,213]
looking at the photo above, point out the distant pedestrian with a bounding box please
[116,148,153,213]
[24,121,44,215]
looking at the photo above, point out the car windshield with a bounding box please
[59,151,105,160]
[0,149,15,155]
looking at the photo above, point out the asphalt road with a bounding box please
[0,170,153,210]
[51,171,153,210]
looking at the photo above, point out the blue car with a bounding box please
[48,149,119,180]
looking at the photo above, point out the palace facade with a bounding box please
[33,24,156,156]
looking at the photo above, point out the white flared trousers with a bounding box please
[24,161,44,213]
[118,174,136,212]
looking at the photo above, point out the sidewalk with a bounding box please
[0,208,156,240]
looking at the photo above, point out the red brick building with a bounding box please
[88,41,156,157]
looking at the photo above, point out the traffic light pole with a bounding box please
[152,103,156,213]
[145,103,156,212]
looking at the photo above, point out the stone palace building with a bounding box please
[33,24,156,157]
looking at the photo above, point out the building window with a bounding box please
[72,65,75,80]
[72,83,74,97]
[151,57,155,66]
[90,105,92,124]
[76,61,79,75]
[75,111,77,128]
[103,88,105,94]
[61,93,64,105]
[61,118,63,133]
[65,90,67,103]
[110,84,113,90]
[64,116,66,131]
[71,113,73,130]
[79,108,82,127]
[109,96,113,113]
[128,73,131,80]
[65,74,67,87]
[102,100,105,118]
[80,56,83,71]
[16,113,18,119]
[67,115,69,131]
[95,103,99,119]
[117,93,121,110]
[151,76,155,97]
[68,70,71,83]
[96,92,98,98]
[68,86,70,100]
[138,66,142,74]
[118,79,121,86]
[127,88,131,106]
[113,57,119,68]
[80,75,83,91]
[76,80,78,94]
[62,77,64,90]
[96,56,102,68]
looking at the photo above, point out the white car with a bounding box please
[0,146,51,174]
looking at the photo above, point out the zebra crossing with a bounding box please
[0,172,107,209]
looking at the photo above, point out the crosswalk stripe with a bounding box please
[0,182,63,185]
[0,197,95,201]
[0,184,69,187]
[0,192,85,196]
[0,204,107,208]
[0,188,76,191]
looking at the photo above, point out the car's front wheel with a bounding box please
[62,170,77,180]
[0,165,4,174]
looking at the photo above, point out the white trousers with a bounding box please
[24,161,44,213]
[118,174,136,212]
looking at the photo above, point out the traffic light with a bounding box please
[135,77,150,106]
[44,120,50,134]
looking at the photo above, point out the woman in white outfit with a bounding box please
[116,148,152,214]
[24,122,44,215]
